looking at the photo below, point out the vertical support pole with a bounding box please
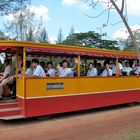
[16,49,19,75]
[23,47,26,77]
[23,47,26,99]
[78,55,80,77]
[116,58,119,76]
[84,59,87,76]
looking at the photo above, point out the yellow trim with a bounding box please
[0,40,137,58]
[78,55,80,77]
[116,58,119,76]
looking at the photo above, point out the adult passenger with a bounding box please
[123,62,132,76]
[31,59,46,77]
[87,63,97,77]
[46,62,56,77]
[58,60,77,77]
[101,63,113,77]
[26,60,33,76]
[0,59,13,99]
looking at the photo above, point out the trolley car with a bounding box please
[0,40,139,120]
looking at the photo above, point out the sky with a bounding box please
[1,0,140,43]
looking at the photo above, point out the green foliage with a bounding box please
[57,28,63,44]
[122,32,140,52]
[63,31,119,50]
[39,28,49,43]
[0,0,29,16]
[4,7,44,41]
[0,30,8,40]
[69,26,75,36]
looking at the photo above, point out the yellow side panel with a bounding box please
[25,77,140,98]
[16,78,25,98]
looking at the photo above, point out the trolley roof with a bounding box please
[0,40,138,59]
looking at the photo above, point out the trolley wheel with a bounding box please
[127,102,137,107]
[37,115,52,120]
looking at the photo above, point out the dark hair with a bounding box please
[88,63,93,67]
[31,59,39,64]
[62,60,69,66]
[26,61,31,68]
[59,62,62,67]
[4,58,11,65]
[47,62,53,66]
[40,61,45,68]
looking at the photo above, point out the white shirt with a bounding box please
[118,63,123,71]
[101,68,113,77]
[26,68,33,76]
[135,66,140,75]
[47,68,56,77]
[123,67,132,75]
[110,64,116,74]
[58,68,73,77]
[33,65,46,77]
[87,68,97,76]
[3,65,12,77]
[110,63,123,74]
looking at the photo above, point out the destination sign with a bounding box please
[47,83,64,90]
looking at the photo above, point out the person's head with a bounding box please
[26,61,31,68]
[88,63,93,70]
[105,63,110,69]
[62,60,69,68]
[97,63,101,67]
[125,62,129,67]
[31,59,39,68]
[4,58,11,66]
[109,60,114,64]
[40,61,45,68]
[47,62,53,69]
[93,60,97,67]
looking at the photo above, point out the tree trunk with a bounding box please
[110,0,138,53]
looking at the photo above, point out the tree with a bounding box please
[122,30,140,52]
[4,7,43,41]
[63,31,119,50]
[0,0,29,16]
[57,28,63,44]
[0,30,8,40]
[69,26,75,36]
[39,27,49,43]
[80,0,138,53]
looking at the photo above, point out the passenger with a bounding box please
[26,60,33,76]
[109,60,116,75]
[0,59,13,99]
[109,60,123,75]
[132,60,139,74]
[118,60,123,75]
[134,62,140,75]
[40,61,46,72]
[46,62,56,77]
[96,63,103,75]
[56,62,63,76]
[31,59,46,77]
[101,63,113,77]
[58,60,77,77]
[123,62,132,76]
[87,63,97,77]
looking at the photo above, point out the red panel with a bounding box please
[17,97,26,116]
[25,90,140,117]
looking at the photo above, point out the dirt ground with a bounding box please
[0,104,140,140]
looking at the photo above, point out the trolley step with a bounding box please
[0,107,21,117]
[0,101,18,109]
[0,115,25,120]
